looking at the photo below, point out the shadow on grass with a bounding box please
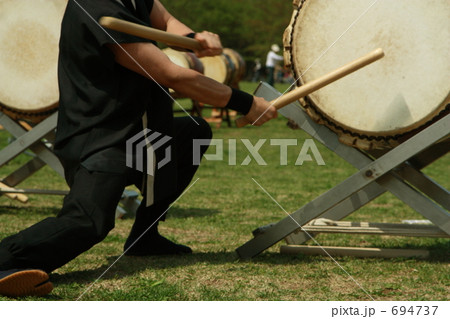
[166,206,220,219]
[43,241,448,301]
[0,204,218,219]
[252,241,450,264]
[51,251,238,285]
[51,240,449,287]
[0,205,59,217]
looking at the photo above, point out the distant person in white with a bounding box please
[265,44,283,86]
[252,58,262,82]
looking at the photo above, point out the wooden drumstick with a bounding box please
[99,16,202,51]
[0,182,28,203]
[235,48,385,128]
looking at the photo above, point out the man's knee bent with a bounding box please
[194,117,213,141]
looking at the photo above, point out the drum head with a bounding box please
[285,0,449,148]
[163,48,191,69]
[0,0,67,116]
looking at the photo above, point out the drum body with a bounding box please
[223,48,246,88]
[163,48,204,74]
[284,0,449,149]
[0,0,67,122]
[200,54,235,85]
[163,48,204,97]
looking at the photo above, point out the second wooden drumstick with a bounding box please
[235,48,385,128]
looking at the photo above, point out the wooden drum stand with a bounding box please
[0,110,140,218]
[236,83,449,259]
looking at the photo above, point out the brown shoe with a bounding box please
[0,269,53,297]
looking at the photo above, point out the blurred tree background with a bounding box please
[160,0,294,77]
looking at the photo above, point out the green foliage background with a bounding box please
[160,0,293,64]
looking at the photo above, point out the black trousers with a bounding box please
[0,117,211,273]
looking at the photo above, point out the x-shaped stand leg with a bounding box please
[0,112,64,186]
[0,111,140,216]
[236,83,449,259]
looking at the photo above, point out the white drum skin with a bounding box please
[0,0,67,121]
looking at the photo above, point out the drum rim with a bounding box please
[284,0,450,146]
[302,94,449,139]
[184,52,204,74]
[0,100,59,122]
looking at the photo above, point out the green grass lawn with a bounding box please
[0,81,448,301]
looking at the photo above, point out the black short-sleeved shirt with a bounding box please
[55,0,176,200]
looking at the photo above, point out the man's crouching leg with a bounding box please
[124,117,212,256]
[0,166,126,297]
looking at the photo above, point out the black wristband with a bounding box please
[225,88,253,115]
[185,32,196,39]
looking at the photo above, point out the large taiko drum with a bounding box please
[284,0,449,149]
[0,0,67,123]
[200,53,235,85]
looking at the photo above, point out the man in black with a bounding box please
[0,0,276,297]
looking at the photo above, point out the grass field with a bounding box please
[0,82,448,301]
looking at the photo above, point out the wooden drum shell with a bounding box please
[199,53,235,85]
[223,48,246,88]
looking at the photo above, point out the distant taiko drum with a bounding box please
[0,0,68,123]
[223,48,246,88]
[283,0,449,149]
